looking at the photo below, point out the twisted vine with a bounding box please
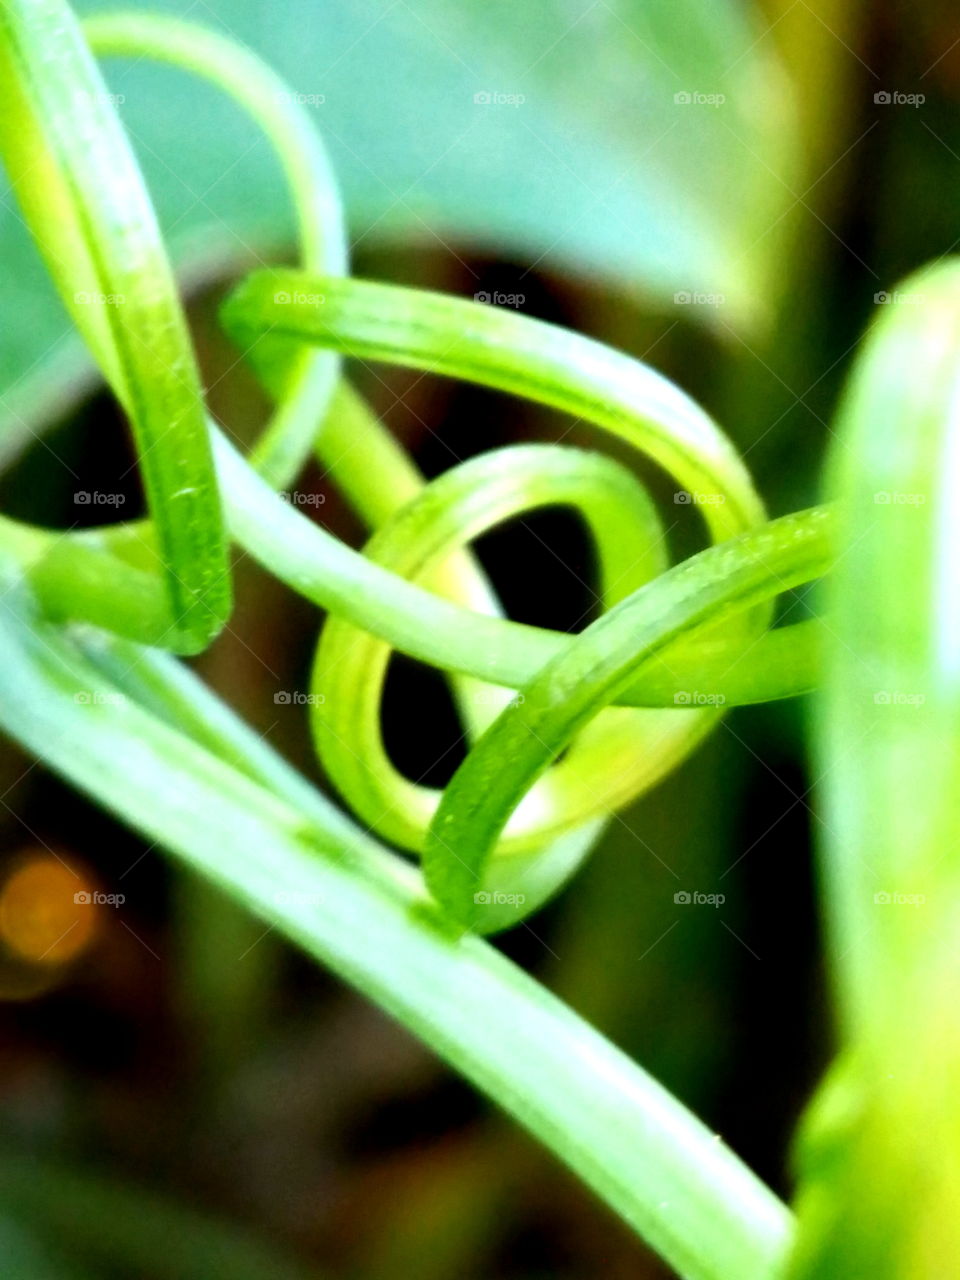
[0,3,832,932]
[0,2,874,1276]
[4,5,958,1278]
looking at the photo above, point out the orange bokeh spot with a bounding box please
[0,855,99,966]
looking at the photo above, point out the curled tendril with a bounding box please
[311,442,691,929]
[221,270,832,926]
[0,4,834,932]
[311,442,674,857]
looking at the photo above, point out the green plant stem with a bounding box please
[426,505,832,925]
[84,10,347,490]
[217,377,828,710]
[790,260,960,1278]
[80,7,359,1078]
[222,270,767,535]
[311,442,669,852]
[0,0,229,649]
[0,573,792,1280]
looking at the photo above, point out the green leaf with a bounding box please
[0,0,796,402]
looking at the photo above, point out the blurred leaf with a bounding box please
[0,0,796,399]
[791,260,960,1277]
[0,1152,320,1280]
[0,1214,94,1280]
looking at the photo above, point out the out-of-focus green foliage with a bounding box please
[0,1151,318,1279]
[0,0,795,395]
[789,261,960,1279]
